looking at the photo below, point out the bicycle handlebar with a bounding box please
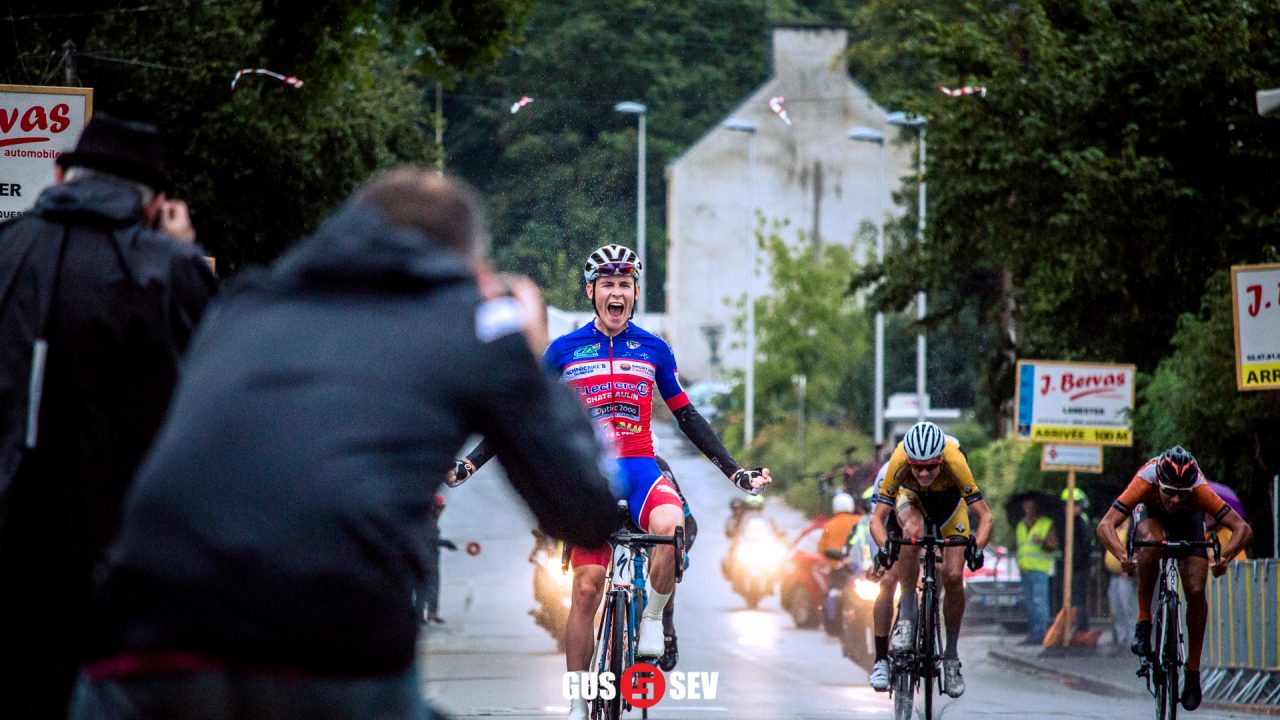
[610,531,681,547]
[1131,536,1221,561]
[886,534,973,550]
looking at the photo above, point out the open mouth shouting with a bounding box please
[587,275,636,335]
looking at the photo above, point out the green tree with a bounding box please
[1137,268,1280,556]
[1,1,532,272]
[741,219,871,425]
[441,0,870,311]
[846,0,1280,433]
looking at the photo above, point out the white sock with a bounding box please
[643,589,671,620]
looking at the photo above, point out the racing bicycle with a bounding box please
[590,500,685,720]
[1128,522,1219,720]
[882,526,976,720]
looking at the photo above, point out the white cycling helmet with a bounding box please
[832,492,855,514]
[902,421,946,462]
[583,244,642,283]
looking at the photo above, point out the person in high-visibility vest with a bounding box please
[1016,496,1059,644]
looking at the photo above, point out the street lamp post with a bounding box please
[614,101,647,315]
[886,111,928,423]
[722,117,758,446]
[848,127,887,450]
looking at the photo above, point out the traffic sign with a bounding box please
[1040,444,1103,473]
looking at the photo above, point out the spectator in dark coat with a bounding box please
[0,114,217,720]
[420,493,458,624]
[72,166,617,720]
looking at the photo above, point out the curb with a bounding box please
[987,648,1136,699]
[987,648,1280,716]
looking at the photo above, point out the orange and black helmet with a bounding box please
[1155,446,1199,491]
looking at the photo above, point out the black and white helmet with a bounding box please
[583,244,642,283]
[902,421,946,462]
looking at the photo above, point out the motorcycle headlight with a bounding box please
[853,578,881,602]
[542,557,572,588]
[740,540,786,572]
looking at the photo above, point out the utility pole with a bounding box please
[62,40,78,86]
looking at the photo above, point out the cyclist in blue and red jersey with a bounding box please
[449,244,769,720]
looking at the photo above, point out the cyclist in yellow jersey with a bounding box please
[870,421,994,699]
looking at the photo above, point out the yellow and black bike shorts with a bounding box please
[894,486,971,539]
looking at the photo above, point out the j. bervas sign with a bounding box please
[1014,360,1135,447]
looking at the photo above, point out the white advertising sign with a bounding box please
[0,84,93,220]
[1015,359,1135,446]
[1231,263,1280,391]
[1040,444,1103,473]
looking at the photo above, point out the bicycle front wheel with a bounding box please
[605,591,630,720]
[589,592,616,720]
[921,591,939,720]
[893,666,914,720]
[1159,596,1180,720]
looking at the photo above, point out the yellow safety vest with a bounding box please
[1017,517,1054,574]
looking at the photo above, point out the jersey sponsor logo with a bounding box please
[614,361,656,379]
[562,361,608,379]
[627,340,641,350]
[590,402,642,423]
[638,381,650,397]
[964,485,975,494]
[613,402,641,422]
[617,420,645,434]
[582,381,616,395]
[574,343,602,359]
[955,522,966,534]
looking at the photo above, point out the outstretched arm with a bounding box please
[445,440,495,487]
[672,404,772,492]
[672,404,738,478]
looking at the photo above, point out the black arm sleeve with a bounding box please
[672,403,739,479]
[464,439,495,470]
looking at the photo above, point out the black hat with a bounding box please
[57,113,171,192]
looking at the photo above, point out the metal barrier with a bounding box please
[1203,559,1280,707]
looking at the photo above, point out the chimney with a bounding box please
[771,26,849,85]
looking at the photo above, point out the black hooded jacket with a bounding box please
[0,175,216,718]
[92,204,617,675]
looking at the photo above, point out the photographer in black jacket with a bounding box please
[72,167,618,720]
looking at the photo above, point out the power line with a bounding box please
[0,0,238,22]
[77,51,184,72]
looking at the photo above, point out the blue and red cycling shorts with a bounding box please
[570,456,685,569]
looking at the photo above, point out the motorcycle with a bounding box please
[726,516,788,609]
[828,516,887,671]
[529,529,572,651]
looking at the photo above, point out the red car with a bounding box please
[779,517,831,628]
